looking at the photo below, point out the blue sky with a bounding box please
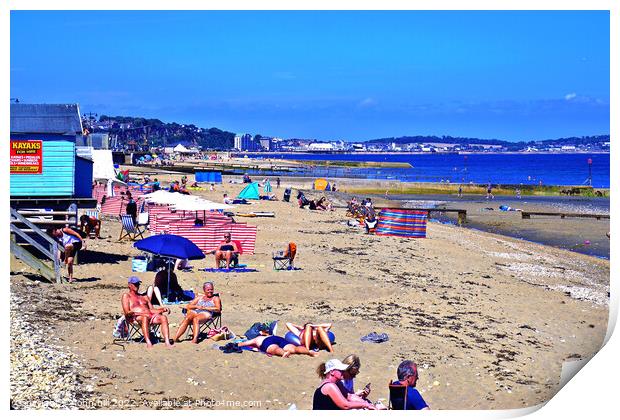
[10,10,610,142]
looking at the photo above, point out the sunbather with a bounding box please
[316,196,331,211]
[121,277,173,349]
[236,327,318,358]
[211,233,239,269]
[286,322,334,352]
[79,214,102,238]
[174,281,221,343]
[153,264,189,302]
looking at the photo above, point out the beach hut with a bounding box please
[10,103,93,202]
[237,182,260,200]
[10,103,97,282]
[313,178,329,190]
[375,209,428,238]
[195,171,223,183]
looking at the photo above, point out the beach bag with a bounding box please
[243,321,277,339]
[132,257,148,272]
[113,316,128,338]
[207,326,233,341]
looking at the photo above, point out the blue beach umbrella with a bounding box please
[133,234,205,300]
[263,180,272,194]
[134,234,205,260]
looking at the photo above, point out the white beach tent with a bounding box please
[142,190,193,205]
[142,190,233,210]
[173,144,190,153]
[171,200,234,211]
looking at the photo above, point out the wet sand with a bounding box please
[10,174,610,410]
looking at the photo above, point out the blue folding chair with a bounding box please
[119,214,146,241]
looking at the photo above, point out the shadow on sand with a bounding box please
[79,250,130,265]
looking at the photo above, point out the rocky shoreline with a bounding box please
[10,280,95,409]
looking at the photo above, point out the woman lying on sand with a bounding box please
[236,327,318,358]
[174,282,221,343]
[286,322,334,352]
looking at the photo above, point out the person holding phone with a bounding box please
[341,354,371,400]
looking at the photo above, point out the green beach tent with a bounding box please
[238,182,260,200]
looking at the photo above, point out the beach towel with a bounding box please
[201,267,257,273]
[162,290,195,305]
[376,209,427,238]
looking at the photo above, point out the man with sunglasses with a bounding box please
[212,233,239,269]
[392,360,430,410]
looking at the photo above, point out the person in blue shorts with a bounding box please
[235,327,318,358]
[392,360,430,410]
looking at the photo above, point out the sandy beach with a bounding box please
[10,172,610,410]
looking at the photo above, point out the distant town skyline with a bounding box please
[10,10,610,142]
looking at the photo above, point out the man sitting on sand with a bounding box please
[121,277,173,349]
[79,214,102,239]
[235,326,318,358]
[391,360,429,410]
[210,233,239,269]
[153,263,190,302]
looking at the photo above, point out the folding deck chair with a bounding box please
[272,242,297,270]
[184,293,222,340]
[114,315,161,344]
[119,214,146,241]
[217,240,242,268]
[388,380,408,410]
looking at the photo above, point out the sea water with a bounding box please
[245,153,610,187]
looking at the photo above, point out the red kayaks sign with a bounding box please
[10,140,43,174]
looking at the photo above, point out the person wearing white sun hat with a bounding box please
[312,359,376,410]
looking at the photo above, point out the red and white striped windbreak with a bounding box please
[143,202,257,254]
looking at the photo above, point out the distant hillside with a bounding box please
[366,135,610,150]
[92,115,235,150]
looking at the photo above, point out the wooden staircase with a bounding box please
[10,208,62,283]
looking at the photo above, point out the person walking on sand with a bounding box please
[486,183,494,200]
[458,185,463,198]
[515,187,522,200]
[276,177,281,189]
[121,277,173,349]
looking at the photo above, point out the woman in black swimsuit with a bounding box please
[313,359,375,410]
[213,233,238,269]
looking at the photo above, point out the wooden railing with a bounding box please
[521,211,609,220]
[10,208,62,283]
